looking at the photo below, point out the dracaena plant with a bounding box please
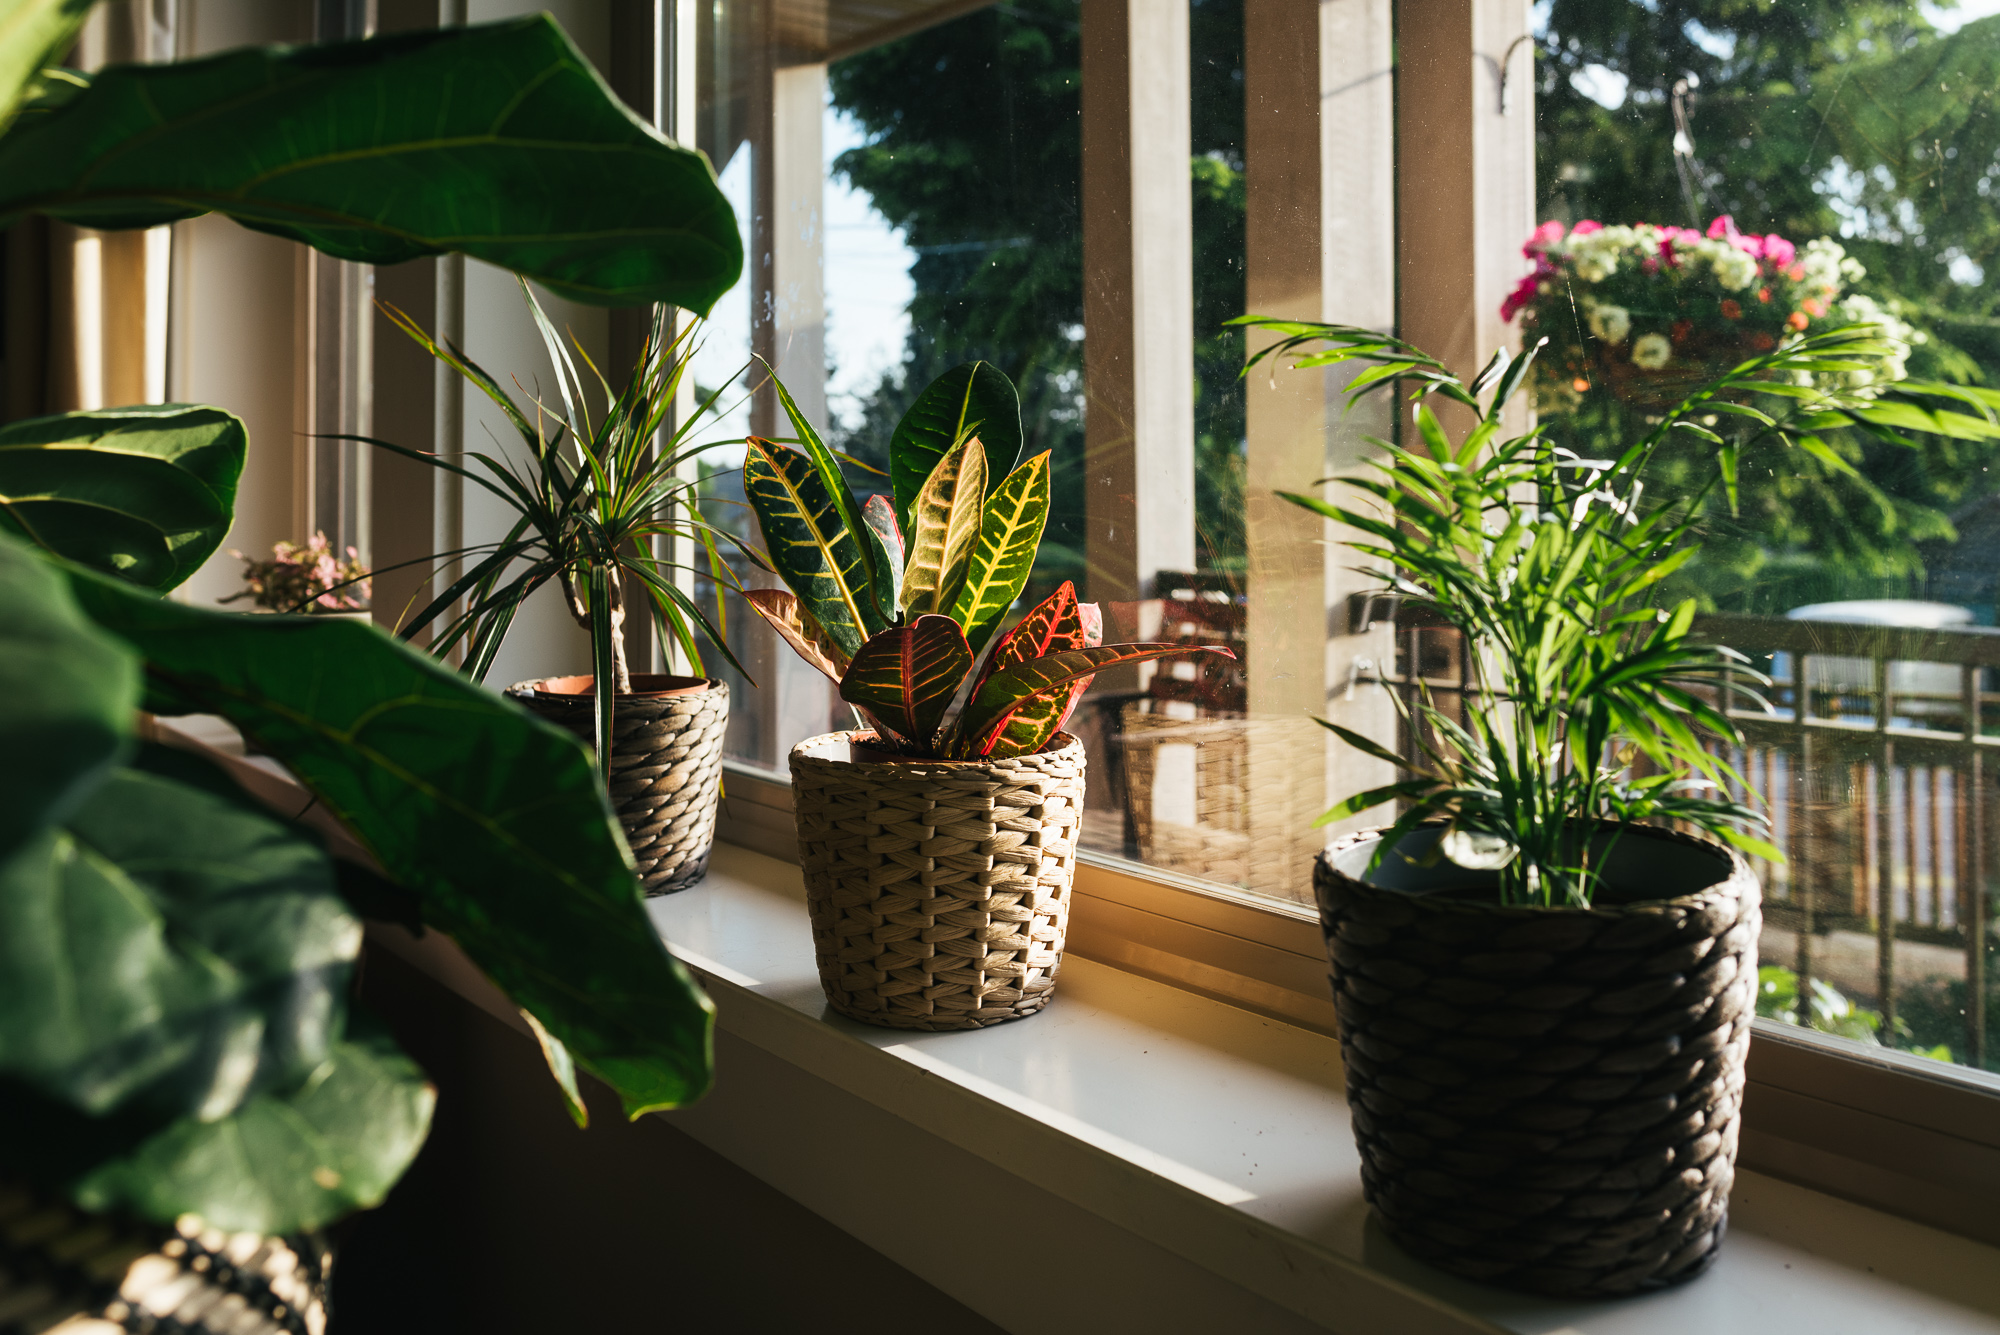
[1241,318,2000,906]
[741,362,1231,759]
[346,284,760,774]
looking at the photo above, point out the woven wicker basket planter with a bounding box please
[789,730,1086,1031]
[0,1182,329,1333]
[1314,823,1760,1298]
[506,674,728,895]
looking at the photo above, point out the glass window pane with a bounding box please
[1531,0,2000,1076]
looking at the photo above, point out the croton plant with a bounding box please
[742,363,1231,760]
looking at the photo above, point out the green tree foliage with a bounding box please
[1537,2,2000,611]
[827,0,1248,581]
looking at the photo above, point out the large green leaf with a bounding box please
[952,642,1233,759]
[0,17,741,311]
[0,529,136,862]
[838,616,973,748]
[0,0,95,134]
[0,405,246,591]
[71,1027,434,1235]
[889,361,1023,533]
[900,437,984,618]
[59,565,716,1119]
[744,438,879,658]
[946,451,1051,657]
[0,759,357,1120]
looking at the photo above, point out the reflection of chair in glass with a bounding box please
[1101,573,1253,885]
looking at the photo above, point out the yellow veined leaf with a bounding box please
[900,437,985,617]
[946,451,1051,656]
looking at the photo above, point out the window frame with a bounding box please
[699,0,2000,1249]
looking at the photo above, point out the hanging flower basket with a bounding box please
[1503,216,1923,412]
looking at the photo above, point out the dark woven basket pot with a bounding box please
[789,730,1086,1031]
[0,1182,329,1333]
[1314,823,1760,1298]
[506,674,728,895]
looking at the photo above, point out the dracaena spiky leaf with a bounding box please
[951,642,1235,759]
[838,615,973,748]
[900,436,985,617]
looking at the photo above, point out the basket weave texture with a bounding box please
[507,678,728,895]
[1314,826,1761,1298]
[789,731,1086,1031]
[0,1181,328,1334]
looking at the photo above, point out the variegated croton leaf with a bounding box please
[742,588,849,683]
[963,580,1102,758]
[950,641,1235,760]
[838,614,974,749]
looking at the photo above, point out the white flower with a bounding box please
[1833,293,1926,390]
[1631,333,1673,370]
[1586,302,1631,343]
[1800,237,1850,287]
[1708,245,1759,291]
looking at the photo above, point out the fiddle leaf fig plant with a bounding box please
[0,5,741,1241]
[742,363,1232,759]
[0,16,741,312]
[1240,316,2000,906]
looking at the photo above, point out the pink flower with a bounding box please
[1758,234,1796,268]
[1523,219,1567,257]
[1706,215,1740,243]
[1570,219,1603,236]
[1500,271,1542,322]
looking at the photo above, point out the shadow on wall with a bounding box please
[334,951,1005,1335]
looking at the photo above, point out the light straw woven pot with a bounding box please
[506,675,728,895]
[1314,823,1760,1298]
[789,730,1087,1031]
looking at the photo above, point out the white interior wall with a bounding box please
[456,0,612,690]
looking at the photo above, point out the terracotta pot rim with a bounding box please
[519,673,719,701]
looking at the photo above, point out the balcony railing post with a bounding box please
[1795,652,1815,1020]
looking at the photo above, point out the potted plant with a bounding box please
[362,289,755,895]
[220,532,372,618]
[0,11,739,1328]
[1236,315,2000,1296]
[1504,215,1923,412]
[738,364,1232,1030]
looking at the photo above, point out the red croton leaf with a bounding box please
[838,614,973,748]
[954,641,1234,760]
[964,581,1104,758]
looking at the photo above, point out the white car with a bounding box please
[1783,599,1977,724]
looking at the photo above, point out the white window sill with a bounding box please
[452,841,1999,1335]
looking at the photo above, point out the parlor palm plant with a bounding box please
[1238,315,2000,1297]
[1245,318,2000,906]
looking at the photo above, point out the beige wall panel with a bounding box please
[171,215,303,607]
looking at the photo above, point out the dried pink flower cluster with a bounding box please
[222,532,370,613]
